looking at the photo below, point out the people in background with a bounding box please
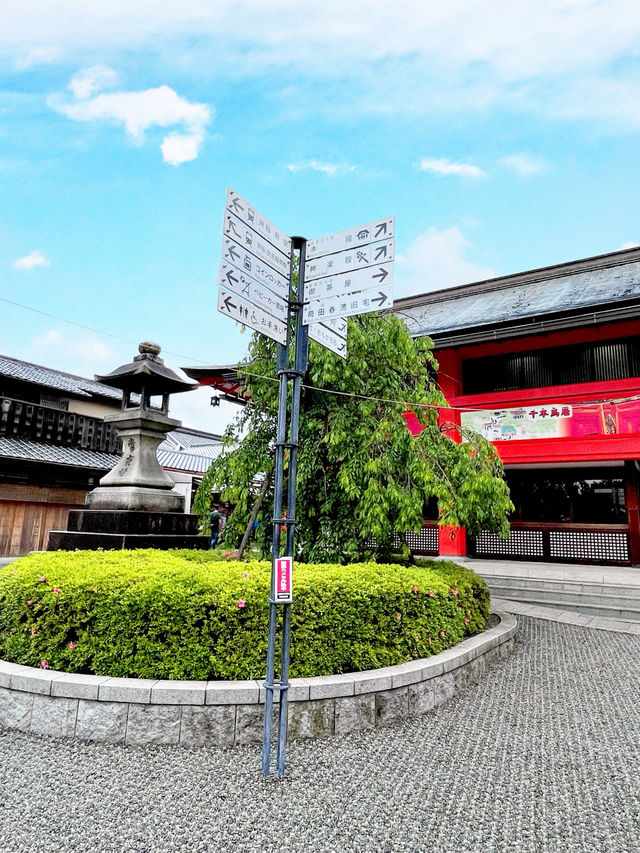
[209,505,223,548]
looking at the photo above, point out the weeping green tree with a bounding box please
[194,313,513,562]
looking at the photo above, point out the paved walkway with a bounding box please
[1,604,639,852]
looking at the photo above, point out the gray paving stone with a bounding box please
[407,679,436,716]
[206,680,260,705]
[307,674,355,700]
[180,705,236,748]
[75,699,128,743]
[334,694,375,735]
[0,685,33,731]
[125,704,181,746]
[375,686,409,727]
[30,694,78,738]
[99,677,157,703]
[10,667,64,695]
[0,660,33,689]
[51,673,110,701]
[287,699,334,741]
[151,680,207,705]
[390,660,423,688]
[351,668,395,694]
[433,672,456,707]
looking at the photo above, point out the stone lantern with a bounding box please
[47,342,210,551]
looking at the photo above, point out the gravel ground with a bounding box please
[1,616,639,853]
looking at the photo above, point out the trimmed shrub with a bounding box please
[0,550,490,680]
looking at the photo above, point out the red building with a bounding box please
[395,246,640,566]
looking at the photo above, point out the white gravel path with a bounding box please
[1,615,639,852]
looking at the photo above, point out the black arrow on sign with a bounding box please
[225,269,239,287]
[374,245,387,261]
[230,197,244,215]
[338,343,346,352]
[223,295,237,312]
[227,244,240,263]
[375,222,388,238]
[371,292,388,307]
[372,267,388,282]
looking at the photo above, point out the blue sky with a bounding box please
[2,1,640,432]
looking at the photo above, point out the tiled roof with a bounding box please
[157,448,220,474]
[394,249,640,339]
[0,355,124,401]
[0,437,120,469]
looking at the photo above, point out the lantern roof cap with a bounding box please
[95,342,197,396]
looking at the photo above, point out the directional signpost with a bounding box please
[215,190,394,779]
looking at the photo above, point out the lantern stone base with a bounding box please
[86,484,184,513]
[47,508,209,551]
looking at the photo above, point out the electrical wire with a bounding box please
[4,295,640,416]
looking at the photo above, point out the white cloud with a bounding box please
[14,45,62,70]
[395,226,495,297]
[50,68,212,165]
[68,65,118,99]
[286,160,355,177]
[502,153,548,176]
[29,330,116,377]
[617,241,640,250]
[417,158,486,179]
[13,250,49,270]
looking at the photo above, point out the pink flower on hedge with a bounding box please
[30,628,37,636]
[427,637,433,643]
[26,600,32,606]
[428,591,435,597]
[39,576,46,583]
[242,572,249,579]
[450,588,458,596]
[40,660,49,669]
[464,617,470,625]
[396,612,402,621]
[440,631,445,637]
[52,587,60,595]
[68,641,76,650]
[237,599,246,609]
[412,585,419,594]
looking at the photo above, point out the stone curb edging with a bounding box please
[0,611,516,747]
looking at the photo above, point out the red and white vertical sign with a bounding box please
[273,556,293,603]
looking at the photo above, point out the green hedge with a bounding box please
[0,550,490,680]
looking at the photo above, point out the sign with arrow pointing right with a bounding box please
[304,262,394,303]
[303,284,393,325]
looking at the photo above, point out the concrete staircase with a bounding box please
[445,557,640,623]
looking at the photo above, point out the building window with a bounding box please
[462,336,640,395]
[506,469,627,524]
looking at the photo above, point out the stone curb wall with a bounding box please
[0,611,516,747]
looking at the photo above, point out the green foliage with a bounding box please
[195,313,513,561]
[0,550,490,679]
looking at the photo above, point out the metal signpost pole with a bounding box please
[276,237,308,777]
[260,265,294,777]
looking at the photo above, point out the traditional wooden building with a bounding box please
[0,355,222,556]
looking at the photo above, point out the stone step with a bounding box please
[484,575,640,622]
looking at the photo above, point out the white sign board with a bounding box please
[324,316,347,337]
[303,285,393,325]
[217,288,287,345]
[306,218,394,260]
[308,322,347,358]
[305,240,394,282]
[222,238,290,299]
[304,263,393,303]
[217,263,288,322]
[225,188,292,257]
[222,222,290,277]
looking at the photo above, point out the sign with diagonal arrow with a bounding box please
[308,321,347,358]
[303,285,393,325]
[304,263,394,303]
[217,287,287,345]
[306,217,394,260]
[225,188,292,257]
[305,239,394,283]
[217,263,288,322]
[223,212,290,276]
